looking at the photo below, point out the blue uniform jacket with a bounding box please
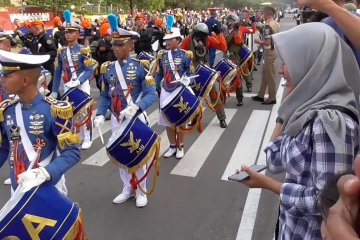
[154,49,194,91]
[52,43,95,93]
[97,57,157,118]
[0,94,80,189]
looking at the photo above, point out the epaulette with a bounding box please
[132,59,155,86]
[181,49,193,59]
[80,46,91,55]
[100,61,112,74]
[44,96,73,120]
[133,58,151,70]
[157,49,166,60]
[0,98,19,123]
[84,57,97,67]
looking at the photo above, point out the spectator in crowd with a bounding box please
[297,0,360,50]
[239,22,360,239]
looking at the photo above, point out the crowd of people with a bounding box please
[0,0,360,239]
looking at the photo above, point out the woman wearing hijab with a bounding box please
[238,22,360,239]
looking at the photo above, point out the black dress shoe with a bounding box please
[252,96,264,102]
[220,120,227,128]
[262,99,277,105]
[237,100,243,107]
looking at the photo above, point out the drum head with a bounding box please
[160,86,182,109]
[106,116,131,148]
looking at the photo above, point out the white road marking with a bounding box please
[221,110,270,181]
[236,82,284,240]
[171,109,236,177]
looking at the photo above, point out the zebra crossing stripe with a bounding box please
[221,110,270,181]
[170,109,237,177]
[236,83,285,240]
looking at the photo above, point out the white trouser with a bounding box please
[64,80,93,143]
[111,113,149,194]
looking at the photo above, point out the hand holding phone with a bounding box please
[228,164,267,182]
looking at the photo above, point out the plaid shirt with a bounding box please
[266,114,359,240]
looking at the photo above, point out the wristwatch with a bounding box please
[276,117,284,124]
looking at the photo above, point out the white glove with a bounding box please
[17,167,51,193]
[181,76,191,86]
[120,102,139,120]
[65,79,81,88]
[94,115,105,128]
[50,92,58,99]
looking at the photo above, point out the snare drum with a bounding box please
[160,85,201,126]
[239,45,253,68]
[0,184,85,239]
[137,51,155,62]
[191,64,220,98]
[106,115,160,174]
[60,87,94,128]
[214,59,238,90]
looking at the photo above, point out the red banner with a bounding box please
[0,7,55,31]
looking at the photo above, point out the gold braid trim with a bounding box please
[58,131,81,149]
[181,49,193,59]
[50,103,73,120]
[80,46,91,55]
[145,75,156,87]
[84,57,96,67]
[57,47,63,55]
[0,98,18,123]
[100,61,110,74]
[63,208,88,240]
[139,59,150,69]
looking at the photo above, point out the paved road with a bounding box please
[0,16,296,240]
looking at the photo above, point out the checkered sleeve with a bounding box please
[265,135,285,173]
[280,116,357,216]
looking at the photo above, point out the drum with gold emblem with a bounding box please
[60,87,94,128]
[191,64,220,98]
[0,183,86,239]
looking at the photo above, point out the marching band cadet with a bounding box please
[224,13,256,106]
[93,14,157,207]
[155,23,194,159]
[180,23,229,128]
[51,10,97,150]
[0,50,80,195]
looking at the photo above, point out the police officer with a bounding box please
[0,50,80,195]
[53,16,67,48]
[22,20,57,78]
[181,23,228,128]
[133,13,154,55]
[91,22,116,70]
[253,6,280,105]
[51,10,97,150]
[93,14,157,207]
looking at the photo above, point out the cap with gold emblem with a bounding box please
[107,13,139,45]
[63,10,82,31]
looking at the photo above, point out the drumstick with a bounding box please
[98,127,104,144]
[172,75,199,83]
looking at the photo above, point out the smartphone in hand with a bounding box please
[228,164,267,182]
